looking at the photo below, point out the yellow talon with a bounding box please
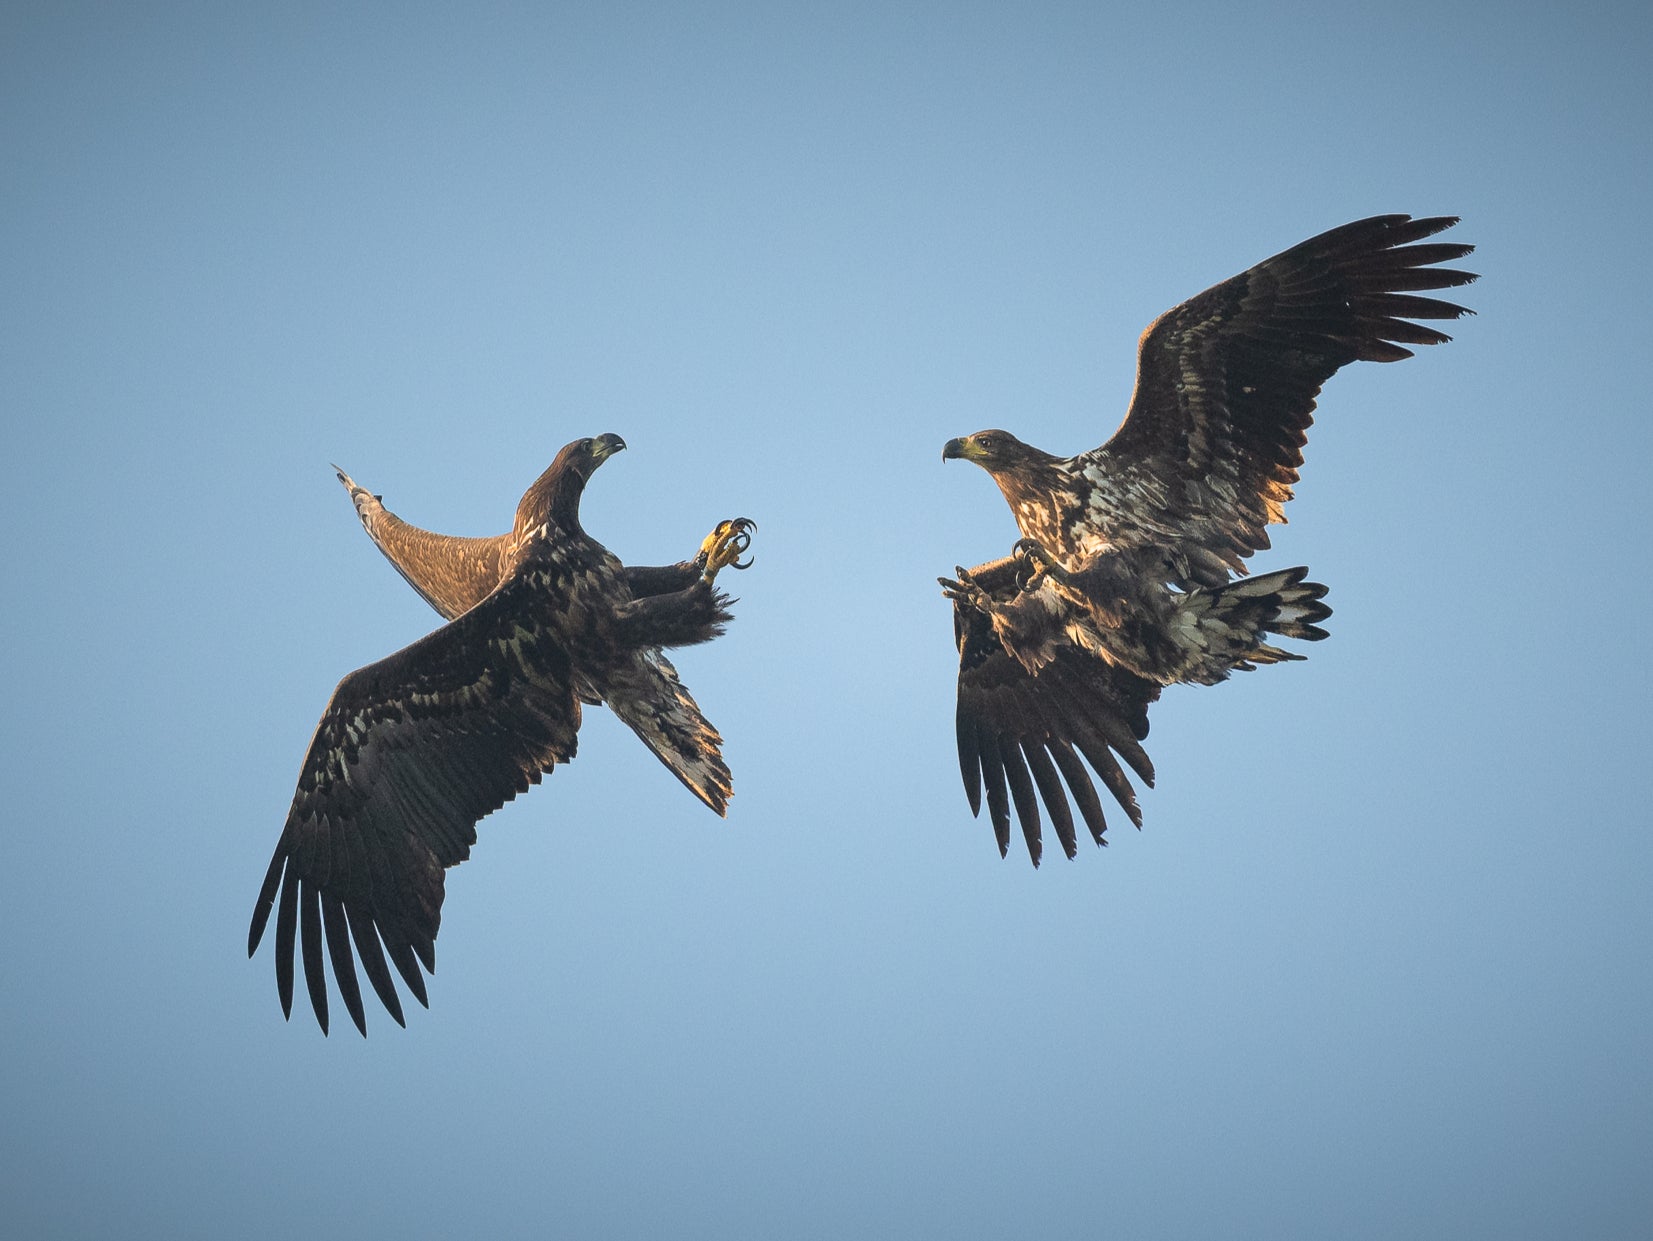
[701,517,755,582]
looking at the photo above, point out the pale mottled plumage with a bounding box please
[943,215,1476,863]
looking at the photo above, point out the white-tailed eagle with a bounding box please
[941,214,1475,864]
[248,434,754,1035]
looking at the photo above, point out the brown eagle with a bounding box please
[248,434,754,1035]
[941,215,1475,865]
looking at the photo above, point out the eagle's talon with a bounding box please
[701,518,756,583]
[939,567,992,612]
[697,518,757,577]
[1012,538,1069,590]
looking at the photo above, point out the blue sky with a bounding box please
[3,2,1650,1238]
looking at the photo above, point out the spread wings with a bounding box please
[336,472,738,813]
[950,559,1161,865]
[247,572,581,1036]
[1085,214,1476,579]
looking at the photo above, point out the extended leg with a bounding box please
[1012,538,1071,590]
[699,517,755,583]
[938,566,994,612]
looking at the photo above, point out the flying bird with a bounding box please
[248,434,755,1035]
[941,214,1475,864]
[332,458,753,804]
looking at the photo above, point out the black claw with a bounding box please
[1011,538,1067,590]
[701,517,757,579]
[939,567,992,610]
[731,522,754,570]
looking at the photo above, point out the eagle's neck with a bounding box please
[514,463,589,545]
[994,456,1083,553]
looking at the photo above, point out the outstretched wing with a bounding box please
[340,467,724,625]
[951,561,1161,866]
[336,468,512,620]
[1086,214,1476,579]
[247,573,581,1036]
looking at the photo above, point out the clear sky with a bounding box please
[3,2,1650,1238]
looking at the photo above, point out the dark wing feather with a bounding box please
[951,564,1160,866]
[603,651,733,816]
[247,571,581,1035]
[1089,214,1476,577]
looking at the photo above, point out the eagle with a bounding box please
[248,434,755,1035]
[940,214,1475,865]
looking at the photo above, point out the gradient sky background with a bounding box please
[4,3,1650,1238]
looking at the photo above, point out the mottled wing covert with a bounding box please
[1090,214,1476,575]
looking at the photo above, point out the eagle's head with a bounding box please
[559,432,628,479]
[943,429,1066,490]
[942,429,1040,472]
[943,429,1070,537]
[518,432,628,536]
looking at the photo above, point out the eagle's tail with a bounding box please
[1172,566,1332,685]
[603,650,733,815]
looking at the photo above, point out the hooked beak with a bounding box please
[592,433,627,462]
[942,436,972,462]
